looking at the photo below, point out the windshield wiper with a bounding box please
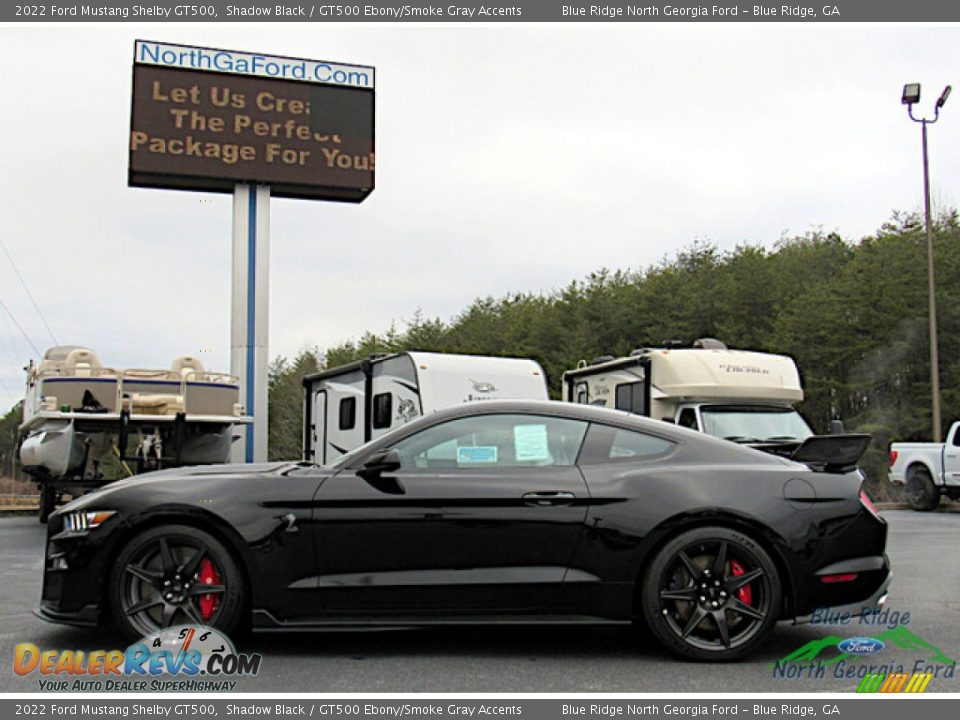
[723,435,763,443]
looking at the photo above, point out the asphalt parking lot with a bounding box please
[1,510,958,694]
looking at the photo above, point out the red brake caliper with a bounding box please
[730,559,753,606]
[198,558,221,621]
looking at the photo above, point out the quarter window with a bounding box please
[579,424,675,464]
[390,414,588,470]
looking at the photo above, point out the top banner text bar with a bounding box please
[7,1,960,22]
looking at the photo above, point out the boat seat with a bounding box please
[171,355,205,379]
[131,394,185,416]
[65,348,104,377]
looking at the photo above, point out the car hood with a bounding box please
[56,461,320,513]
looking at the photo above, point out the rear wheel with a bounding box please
[108,524,246,643]
[641,526,781,661]
[906,467,940,511]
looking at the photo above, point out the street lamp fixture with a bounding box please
[902,83,921,105]
[903,82,952,442]
[936,85,951,109]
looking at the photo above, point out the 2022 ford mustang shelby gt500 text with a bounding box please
[38,400,890,660]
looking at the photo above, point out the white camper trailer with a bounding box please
[562,340,814,444]
[302,352,549,464]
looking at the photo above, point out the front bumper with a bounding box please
[38,514,117,628]
[34,602,100,627]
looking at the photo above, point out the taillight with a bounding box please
[888,450,899,468]
[860,488,881,518]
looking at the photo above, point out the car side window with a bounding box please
[390,414,588,470]
[678,408,699,430]
[578,423,676,464]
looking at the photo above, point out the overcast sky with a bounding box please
[0,23,957,413]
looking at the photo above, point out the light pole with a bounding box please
[903,82,951,442]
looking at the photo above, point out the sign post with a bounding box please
[231,184,270,462]
[128,40,375,463]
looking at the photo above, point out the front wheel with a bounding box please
[641,526,781,661]
[108,524,246,643]
[906,467,940,511]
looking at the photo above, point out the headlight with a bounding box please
[63,510,116,532]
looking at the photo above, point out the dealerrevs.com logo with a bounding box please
[14,625,261,691]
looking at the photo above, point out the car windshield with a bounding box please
[699,405,814,443]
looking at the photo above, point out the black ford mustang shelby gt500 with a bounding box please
[38,400,890,660]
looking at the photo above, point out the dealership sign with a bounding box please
[135,40,375,88]
[129,40,375,200]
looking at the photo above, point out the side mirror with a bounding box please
[359,448,401,478]
[357,449,404,495]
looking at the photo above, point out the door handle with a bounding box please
[522,491,576,507]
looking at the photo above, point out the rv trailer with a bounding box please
[302,352,549,464]
[562,339,815,446]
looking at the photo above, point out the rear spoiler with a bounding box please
[789,434,871,473]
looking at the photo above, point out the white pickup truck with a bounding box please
[889,421,960,510]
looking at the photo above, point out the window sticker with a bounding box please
[457,446,498,464]
[514,424,550,461]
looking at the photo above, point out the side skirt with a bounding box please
[251,609,633,630]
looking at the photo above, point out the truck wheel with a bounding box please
[38,484,56,524]
[906,467,940,511]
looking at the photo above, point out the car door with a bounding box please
[943,424,960,485]
[311,412,590,616]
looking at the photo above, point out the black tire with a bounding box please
[641,526,781,662]
[38,484,56,524]
[906,466,940,511]
[108,524,246,643]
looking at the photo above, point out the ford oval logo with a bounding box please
[838,637,886,655]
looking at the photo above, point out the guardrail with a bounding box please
[0,493,40,507]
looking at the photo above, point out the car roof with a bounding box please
[381,399,790,466]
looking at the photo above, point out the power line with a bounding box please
[0,296,41,357]
[0,238,58,346]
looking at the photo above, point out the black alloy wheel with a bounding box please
[906,467,940,512]
[108,524,245,642]
[642,526,781,661]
